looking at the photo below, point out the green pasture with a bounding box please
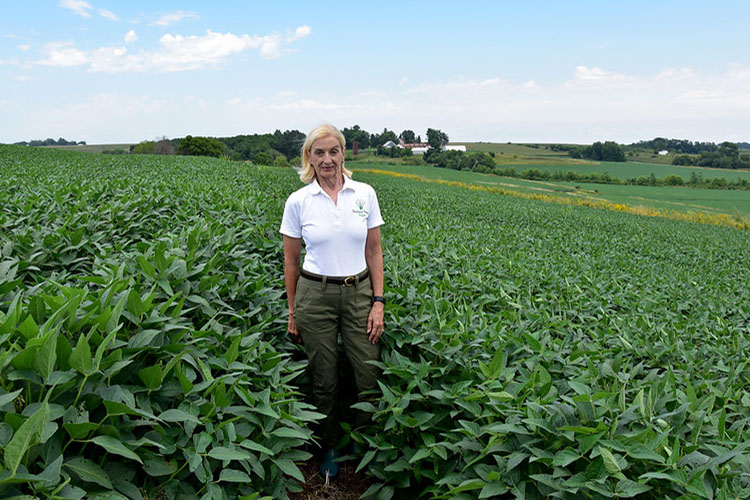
[354,161,750,218]
[44,143,134,153]
[459,142,571,157]
[507,160,750,183]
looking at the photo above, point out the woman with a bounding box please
[280,123,385,478]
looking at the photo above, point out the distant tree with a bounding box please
[569,141,625,162]
[665,175,685,186]
[601,141,625,162]
[426,128,449,150]
[718,141,739,159]
[132,141,156,154]
[177,135,225,158]
[399,130,416,143]
[370,128,398,147]
[273,155,289,168]
[253,151,274,165]
[154,137,174,155]
[272,129,306,159]
[342,125,371,149]
[672,155,695,166]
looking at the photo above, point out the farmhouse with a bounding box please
[398,142,467,154]
[381,140,399,149]
[658,150,669,155]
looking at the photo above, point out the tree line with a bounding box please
[672,142,750,169]
[629,138,718,155]
[14,137,86,146]
[122,126,448,163]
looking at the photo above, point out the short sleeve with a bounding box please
[366,186,384,229]
[280,195,302,238]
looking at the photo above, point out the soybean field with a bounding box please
[1,145,750,499]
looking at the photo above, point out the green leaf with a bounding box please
[553,448,580,467]
[69,333,93,375]
[238,439,274,456]
[138,364,163,390]
[207,446,255,462]
[598,446,621,475]
[507,452,529,471]
[143,458,177,477]
[36,454,63,487]
[273,458,304,482]
[93,329,117,372]
[219,469,253,483]
[194,432,212,454]
[270,427,309,440]
[480,481,508,498]
[63,422,99,440]
[17,314,38,340]
[225,335,241,365]
[4,400,49,475]
[0,389,23,408]
[106,293,128,333]
[615,478,652,498]
[64,457,113,488]
[356,449,376,473]
[409,448,430,464]
[159,409,200,424]
[35,331,58,379]
[91,435,143,464]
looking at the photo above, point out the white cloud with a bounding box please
[571,65,627,83]
[19,44,31,51]
[399,77,408,86]
[124,30,137,44]
[99,9,118,21]
[60,0,93,18]
[287,25,311,42]
[35,26,311,72]
[269,99,342,111]
[151,11,199,26]
[37,41,89,67]
[656,67,693,80]
[479,78,502,86]
[14,75,37,82]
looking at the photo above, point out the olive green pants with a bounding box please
[294,273,381,450]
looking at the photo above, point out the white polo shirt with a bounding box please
[280,175,384,276]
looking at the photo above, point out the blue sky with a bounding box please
[2,1,749,144]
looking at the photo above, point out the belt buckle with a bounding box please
[343,275,356,286]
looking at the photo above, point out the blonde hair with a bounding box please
[298,124,352,184]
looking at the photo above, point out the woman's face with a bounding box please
[309,135,344,183]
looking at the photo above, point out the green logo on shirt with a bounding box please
[353,198,368,217]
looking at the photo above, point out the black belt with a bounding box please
[300,269,369,286]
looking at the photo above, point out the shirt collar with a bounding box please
[310,175,355,195]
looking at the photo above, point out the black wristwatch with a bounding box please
[372,295,385,305]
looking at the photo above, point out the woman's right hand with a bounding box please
[287,314,303,344]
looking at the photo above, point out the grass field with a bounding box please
[44,143,134,153]
[458,142,572,157]
[1,145,750,498]
[352,161,750,221]
[505,160,750,184]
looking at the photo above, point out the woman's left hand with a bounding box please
[367,302,385,344]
